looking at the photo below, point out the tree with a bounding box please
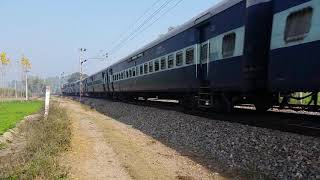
[28,76,47,97]
[21,55,31,100]
[67,72,88,83]
[0,52,11,98]
[21,55,31,70]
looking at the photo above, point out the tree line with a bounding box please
[0,52,31,100]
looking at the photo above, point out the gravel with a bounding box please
[81,98,320,179]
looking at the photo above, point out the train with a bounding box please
[62,0,320,112]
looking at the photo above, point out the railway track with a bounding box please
[73,96,320,137]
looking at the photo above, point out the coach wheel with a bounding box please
[254,96,272,112]
[181,96,197,110]
[213,95,233,113]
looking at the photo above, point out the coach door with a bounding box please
[103,71,108,93]
[197,24,210,81]
[199,41,210,81]
[109,69,114,93]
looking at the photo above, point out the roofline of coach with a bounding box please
[108,0,243,67]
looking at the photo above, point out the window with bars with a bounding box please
[149,61,154,73]
[186,48,195,64]
[155,60,160,71]
[222,33,236,58]
[176,52,183,66]
[161,57,166,70]
[168,54,174,68]
[284,7,313,43]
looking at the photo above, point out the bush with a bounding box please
[0,103,71,179]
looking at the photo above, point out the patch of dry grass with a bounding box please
[0,102,71,179]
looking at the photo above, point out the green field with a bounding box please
[0,101,43,135]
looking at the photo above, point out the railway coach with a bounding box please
[64,0,320,112]
[95,0,275,112]
[268,0,320,107]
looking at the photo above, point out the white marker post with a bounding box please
[44,86,51,118]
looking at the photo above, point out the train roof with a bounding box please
[110,0,243,67]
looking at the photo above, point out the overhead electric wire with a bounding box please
[109,0,162,47]
[116,0,184,52]
[109,0,174,55]
[109,0,173,54]
[130,0,184,41]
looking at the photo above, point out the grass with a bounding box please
[0,102,71,179]
[279,92,320,105]
[0,100,43,135]
[0,142,7,150]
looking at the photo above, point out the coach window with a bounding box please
[160,57,166,70]
[144,63,148,74]
[186,48,195,64]
[140,65,143,75]
[129,69,132,77]
[149,61,154,73]
[176,51,183,66]
[285,7,313,43]
[168,54,174,69]
[154,60,160,72]
[222,33,236,58]
[132,68,136,77]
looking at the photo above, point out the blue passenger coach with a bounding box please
[105,0,274,111]
[63,0,320,112]
[269,0,320,92]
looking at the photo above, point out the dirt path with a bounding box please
[61,99,224,180]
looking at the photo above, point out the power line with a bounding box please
[131,0,184,41]
[109,0,174,55]
[109,0,163,47]
[109,0,172,54]
[116,0,184,53]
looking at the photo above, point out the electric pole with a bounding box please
[60,72,65,95]
[79,48,86,102]
[78,49,107,102]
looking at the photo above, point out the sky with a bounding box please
[0,0,222,79]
